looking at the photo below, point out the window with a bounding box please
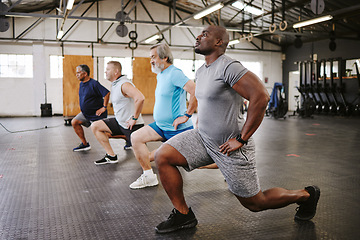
[242,61,263,81]
[173,59,205,80]
[104,57,133,80]
[50,55,63,78]
[0,54,33,78]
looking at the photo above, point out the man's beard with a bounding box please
[194,46,207,55]
[151,63,164,74]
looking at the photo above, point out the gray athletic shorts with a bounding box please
[74,112,92,128]
[165,129,260,198]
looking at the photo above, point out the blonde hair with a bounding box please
[107,61,122,73]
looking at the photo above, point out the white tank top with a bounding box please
[111,75,144,128]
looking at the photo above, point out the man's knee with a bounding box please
[154,144,178,168]
[90,121,100,132]
[155,144,187,170]
[130,130,139,144]
[154,144,173,167]
[71,118,81,127]
[130,128,146,145]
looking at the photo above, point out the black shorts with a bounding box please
[103,118,144,144]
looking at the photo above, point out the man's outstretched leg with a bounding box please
[236,186,320,221]
[154,143,198,233]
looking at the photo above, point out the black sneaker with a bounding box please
[123,143,132,150]
[295,185,320,221]
[94,154,118,165]
[155,208,198,234]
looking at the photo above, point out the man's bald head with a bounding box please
[195,25,230,57]
[207,25,229,53]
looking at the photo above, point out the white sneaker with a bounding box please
[129,173,159,189]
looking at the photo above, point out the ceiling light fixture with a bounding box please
[66,0,75,10]
[228,39,240,45]
[144,34,161,43]
[57,30,64,39]
[194,2,224,20]
[293,15,333,28]
[228,34,253,46]
[232,1,263,16]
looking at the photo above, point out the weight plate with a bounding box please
[115,11,130,23]
[310,0,325,14]
[0,18,10,32]
[116,24,128,38]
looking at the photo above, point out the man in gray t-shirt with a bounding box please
[154,25,320,234]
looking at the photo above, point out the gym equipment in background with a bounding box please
[295,58,360,117]
[296,62,315,118]
[267,82,288,119]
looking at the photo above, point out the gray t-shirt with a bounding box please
[111,75,144,128]
[195,54,248,148]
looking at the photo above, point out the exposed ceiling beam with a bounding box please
[0,10,179,25]
[16,7,55,39]
[0,36,281,52]
[5,0,22,11]
[60,1,96,40]
[137,0,230,43]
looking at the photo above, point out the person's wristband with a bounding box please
[184,112,192,118]
[132,116,138,120]
[236,134,248,145]
[103,106,107,109]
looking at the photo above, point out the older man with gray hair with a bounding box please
[129,43,197,189]
[72,64,110,152]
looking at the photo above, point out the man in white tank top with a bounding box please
[91,61,145,165]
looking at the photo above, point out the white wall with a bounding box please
[0,0,282,116]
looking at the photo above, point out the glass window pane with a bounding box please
[8,55,16,67]
[0,54,33,78]
[17,65,26,77]
[50,55,63,78]
[0,54,8,65]
[174,59,195,80]
[17,55,25,65]
[242,61,263,81]
[0,65,9,77]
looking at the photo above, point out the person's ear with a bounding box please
[215,39,223,47]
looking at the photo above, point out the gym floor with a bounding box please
[0,114,359,240]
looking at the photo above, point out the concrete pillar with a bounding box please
[32,43,46,116]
